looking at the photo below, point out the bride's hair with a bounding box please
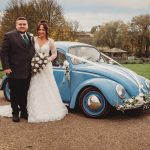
[36,19,49,39]
[39,20,48,24]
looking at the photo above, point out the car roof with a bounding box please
[55,41,92,52]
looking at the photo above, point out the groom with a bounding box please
[0,17,35,122]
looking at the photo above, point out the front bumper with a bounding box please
[116,92,150,111]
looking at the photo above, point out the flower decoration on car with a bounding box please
[116,92,150,112]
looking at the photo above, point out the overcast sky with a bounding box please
[0,0,150,31]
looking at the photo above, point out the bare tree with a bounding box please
[0,0,75,43]
[130,14,150,57]
[94,21,130,50]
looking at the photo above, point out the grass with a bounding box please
[123,64,150,79]
[0,72,4,78]
[0,63,150,79]
[0,64,4,78]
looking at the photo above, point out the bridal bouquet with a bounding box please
[31,52,49,76]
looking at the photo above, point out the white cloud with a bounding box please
[65,12,136,31]
[0,0,150,31]
[105,0,150,9]
[0,0,8,11]
[58,0,150,10]
[58,0,150,31]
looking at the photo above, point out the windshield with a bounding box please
[68,46,121,66]
[69,46,105,65]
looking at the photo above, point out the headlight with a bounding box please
[116,84,126,99]
[145,79,150,90]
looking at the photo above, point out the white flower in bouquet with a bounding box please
[42,64,46,68]
[33,69,37,73]
[35,64,39,68]
[31,52,49,76]
[42,53,46,57]
[44,60,48,63]
[35,57,40,61]
[39,68,42,72]
[38,60,42,64]
[39,52,45,59]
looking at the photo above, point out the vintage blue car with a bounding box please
[0,41,150,118]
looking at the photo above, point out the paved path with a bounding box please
[0,91,150,150]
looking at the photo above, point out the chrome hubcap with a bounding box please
[87,95,101,111]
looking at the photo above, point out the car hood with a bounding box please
[75,63,142,96]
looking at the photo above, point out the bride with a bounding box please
[0,20,68,123]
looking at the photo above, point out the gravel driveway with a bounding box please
[0,91,150,150]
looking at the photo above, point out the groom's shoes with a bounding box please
[20,113,28,120]
[12,115,20,122]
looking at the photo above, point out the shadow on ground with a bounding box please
[68,106,150,121]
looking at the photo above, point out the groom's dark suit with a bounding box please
[0,29,35,117]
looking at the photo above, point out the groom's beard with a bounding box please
[16,29,28,34]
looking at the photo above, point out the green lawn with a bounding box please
[0,63,4,78]
[123,64,150,79]
[0,71,4,78]
[0,63,150,79]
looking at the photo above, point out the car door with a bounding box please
[53,50,71,103]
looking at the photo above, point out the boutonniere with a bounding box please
[29,33,33,37]
[28,33,34,41]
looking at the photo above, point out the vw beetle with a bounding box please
[1,41,150,118]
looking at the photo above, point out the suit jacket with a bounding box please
[0,29,35,79]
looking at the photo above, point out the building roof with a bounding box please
[102,48,127,53]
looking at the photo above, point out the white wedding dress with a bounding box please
[0,38,68,123]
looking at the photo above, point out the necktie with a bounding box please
[23,34,29,45]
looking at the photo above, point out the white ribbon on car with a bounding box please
[97,53,144,93]
[66,53,143,94]
[61,60,70,86]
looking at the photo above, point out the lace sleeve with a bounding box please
[49,38,57,61]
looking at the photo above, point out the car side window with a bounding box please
[53,51,66,67]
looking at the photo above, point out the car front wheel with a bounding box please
[79,87,110,118]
